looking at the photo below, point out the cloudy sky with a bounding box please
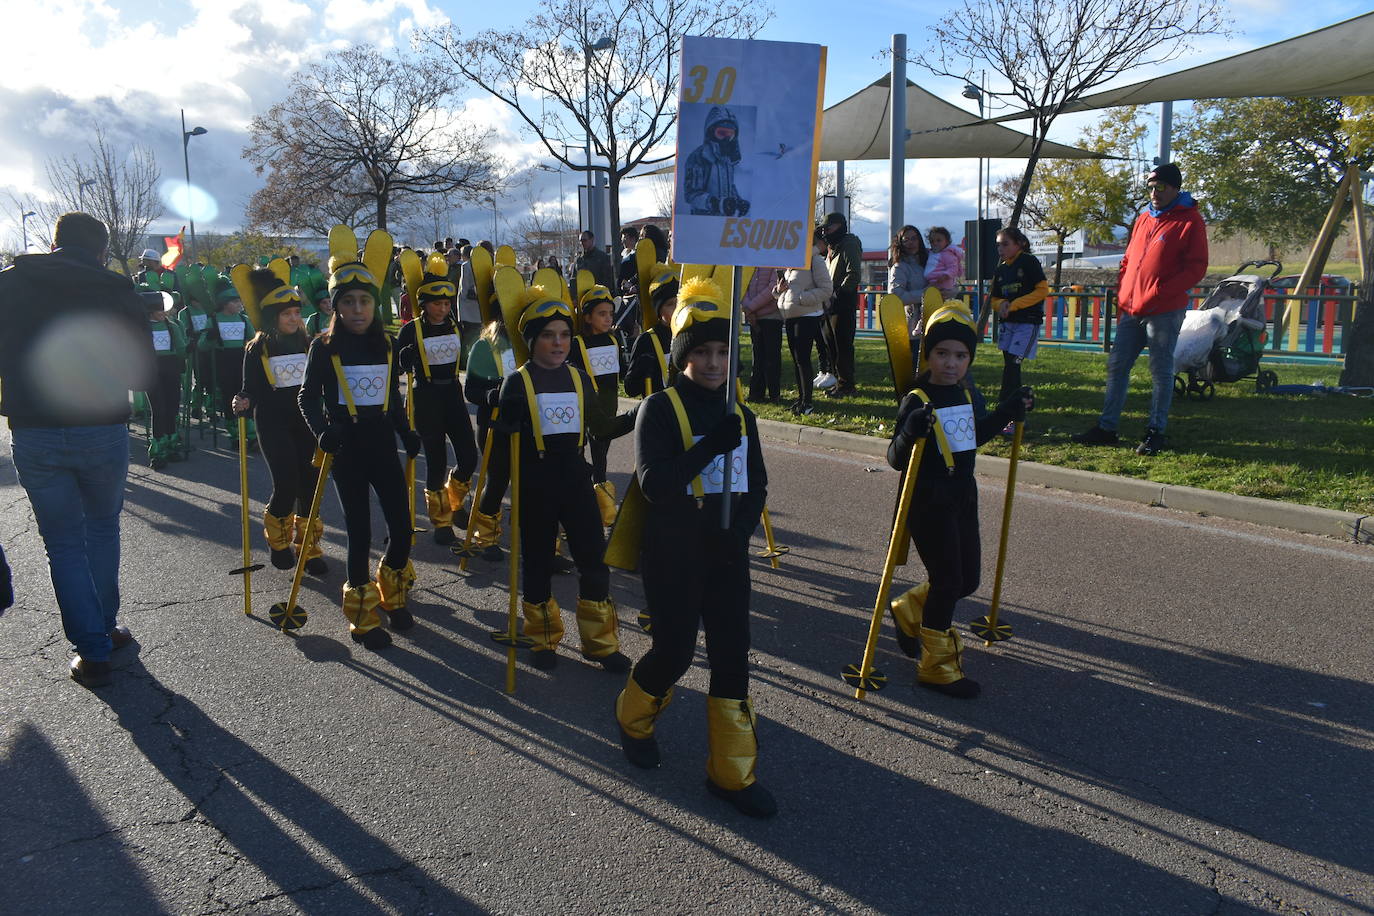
[1,0,1365,255]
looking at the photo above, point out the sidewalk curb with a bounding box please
[750,416,1367,543]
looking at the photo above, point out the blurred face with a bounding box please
[1149,181,1180,209]
[424,298,452,323]
[276,305,303,335]
[900,230,921,253]
[336,289,375,335]
[586,301,613,335]
[657,296,678,325]
[683,340,729,390]
[220,298,243,316]
[580,233,594,252]
[928,230,950,252]
[531,319,572,369]
[928,340,971,386]
[996,234,1023,259]
[316,296,334,315]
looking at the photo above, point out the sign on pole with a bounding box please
[1027,228,1084,257]
[670,36,827,270]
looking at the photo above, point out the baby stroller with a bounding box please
[1173,260,1281,401]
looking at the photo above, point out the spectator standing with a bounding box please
[0,212,155,688]
[775,229,834,416]
[743,268,781,403]
[1073,163,1208,456]
[450,244,482,367]
[989,226,1048,406]
[821,212,862,397]
[573,230,614,301]
[889,225,929,339]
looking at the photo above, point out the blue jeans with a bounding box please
[1099,309,1186,433]
[11,425,129,661]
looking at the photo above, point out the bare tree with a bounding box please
[425,0,771,243]
[245,162,375,237]
[814,165,873,224]
[35,129,163,274]
[647,172,676,221]
[245,45,502,230]
[918,0,1227,228]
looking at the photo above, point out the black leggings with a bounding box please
[330,424,411,586]
[413,383,478,490]
[908,487,981,631]
[475,414,510,516]
[785,315,822,404]
[517,452,608,605]
[256,403,319,517]
[588,437,610,484]
[633,535,750,700]
[149,358,182,437]
[828,305,857,389]
[749,319,783,400]
[213,349,243,420]
[1000,350,1023,403]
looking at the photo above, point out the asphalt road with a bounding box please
[2,419,1372,915]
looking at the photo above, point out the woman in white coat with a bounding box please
[773,227,834,416]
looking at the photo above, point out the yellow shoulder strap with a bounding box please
[260,340,275,387]
[414,322,432,381]
[517,365,544,455]
[664,388,704,501]
[909,388,955,471]
[576,338,599,392]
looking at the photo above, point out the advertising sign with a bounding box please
[670,36,826,270]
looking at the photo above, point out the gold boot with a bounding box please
[425,489,455,545]
[705,696,777,818]
[889,581,929,658]
[376,559,416,611]
[576,597,628,671]
[263,510,296,570]
[445,473,471,528]
[292,514,325,562]
[343,582,389,649]
[470,509,502,555]
[615,676,673,769]
[522,597,564,669]
[916,626,981,699]
[593,480,617,528]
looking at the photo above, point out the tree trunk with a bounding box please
[608,170,622,253]
[1008,132,1048,230]
[1339,282,1373,386]
[376,192,388,231]
[1052,242,1065,288]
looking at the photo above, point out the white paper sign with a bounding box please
[217,319,245,342]
[536,391,581,438]
[190,313,208,332]
[585,344,619,377]
[269,353,307,388]
[671,36,826,270]
[935,403,977,455]
[500,348,517,377]
[423,333,460,366]
[690,435,749,495]
[340,364,389,407]
[151,329,171,352]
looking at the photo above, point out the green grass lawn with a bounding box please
[738,336,1374,514]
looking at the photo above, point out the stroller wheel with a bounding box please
[1174,375,1187,396]
[1256,369,1278,393]
[1200,382,1215,401]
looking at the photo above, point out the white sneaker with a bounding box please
[814,372,838,390]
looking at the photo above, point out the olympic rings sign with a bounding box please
[542,405,577,424]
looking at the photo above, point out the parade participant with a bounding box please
[397,253,479,546]
[493,288,636,671]
[231,269,326,576]
[207,275,256,444]
[885,306,1031,699]
[568,283,627,527]
[298,258,422,650]
[613,276,775,818]
[176,264,216,420]
[141,289,188,469]
[624,267,678,396]
[305,287,333,336]
[463,311,518,561]
[989,226,1048,408]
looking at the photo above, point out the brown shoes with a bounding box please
[69,657,112,688]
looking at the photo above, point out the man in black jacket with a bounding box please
[822,212,863,397]
[0,212,155,688]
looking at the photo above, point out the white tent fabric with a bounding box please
[988,12,1374,123]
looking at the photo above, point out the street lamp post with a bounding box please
[962,79,987,320]
[581,12,612,244]
[483,196,498,245]
[21,210,36,253]
[181,109,208,262]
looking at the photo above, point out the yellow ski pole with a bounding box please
[487,431,531,693]
[452,421,496,572]
[405,372,421,543]
[228,415,264,615]
[972,419,1022,645]
[757,507,789,569]
[270,449,332,631]
[842,413,929,701]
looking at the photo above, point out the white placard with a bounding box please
[536,391,581,438]
[340,364,389,407]
[217,319,245,342]
[500,348,517,377]
[1028,229,1084,256]
[690,435,749,494]
[423,333,460,367]
[935,403,977,455]
[151,329,171,352]
[190,313,208,332]
[269,353,307,389]
[671,36,826,270]
[585,344,619,377]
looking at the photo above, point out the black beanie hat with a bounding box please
[668,277,731,369]
[922,305,979,364]
[1147,162,1182,188]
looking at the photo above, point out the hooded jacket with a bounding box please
[0,249,155,428]
[684,106,745,215]
[1117,193,1209,317]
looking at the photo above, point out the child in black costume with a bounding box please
[568,284,627,526]
[623,268,678,397]
[232,270,326,576]
[613,277,775,819]
[298,261,423,650]
[141,290,187,469]
[397,259,479,546]
[493,289,636,671]
[207,276,255,444]
[886,306,1031,698]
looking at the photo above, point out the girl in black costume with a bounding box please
[463,312,517,561]
[613,277,775,819]
[568,284,627,526]
[623,268,678,397]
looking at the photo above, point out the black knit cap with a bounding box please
[922,305,979,364]
[1147,162,1183,188]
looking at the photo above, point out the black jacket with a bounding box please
[0,248,154,428]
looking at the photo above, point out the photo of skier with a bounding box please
[680,104,755,217]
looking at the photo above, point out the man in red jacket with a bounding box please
[1074,163,1208,455]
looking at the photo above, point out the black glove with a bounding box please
[0,545,13,613]
[998,389,1030,424]
[318,426,343,454]
[700,413,743,457]
[722,197,739,216]
[900,403,933,440]
[736,198,750,217]
[401,429,423,459]
[707,195,720,214]
[485,388,501,409]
